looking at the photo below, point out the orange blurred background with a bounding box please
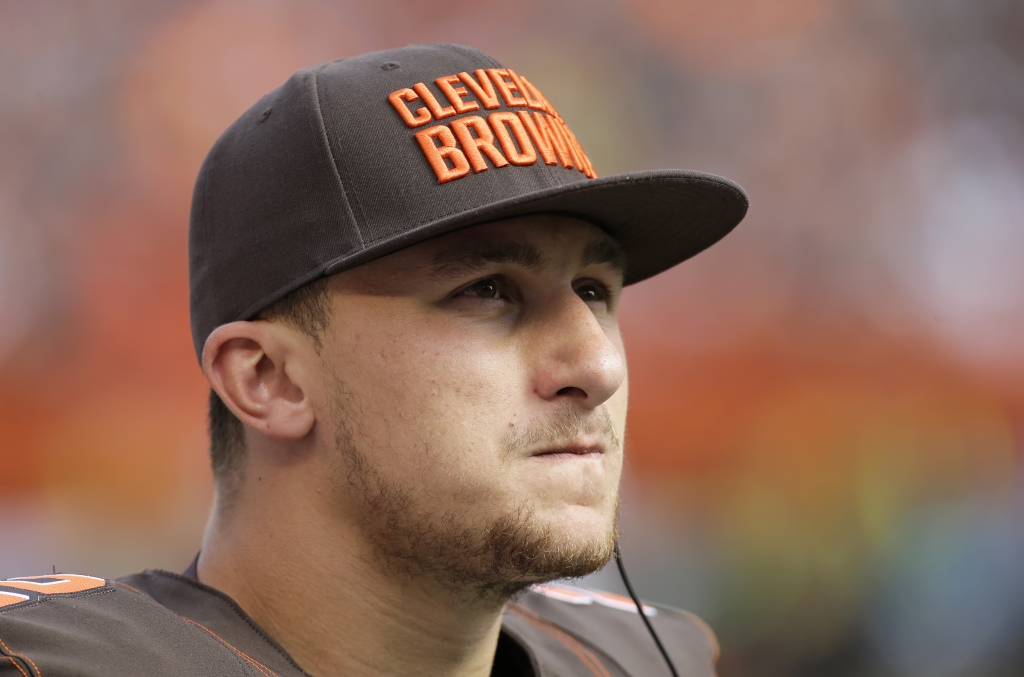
[3,1,1024,675]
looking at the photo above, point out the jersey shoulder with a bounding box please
[0,573,271,677]
[508,583,718,677]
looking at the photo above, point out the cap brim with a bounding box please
[324,169,748,285]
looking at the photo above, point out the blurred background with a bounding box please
[2,0,1023,674]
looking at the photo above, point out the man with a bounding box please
[0,44,746,676]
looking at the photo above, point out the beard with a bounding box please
[329,381,620,604]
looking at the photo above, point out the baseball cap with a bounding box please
[189,43,748,359]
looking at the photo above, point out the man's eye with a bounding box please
[575,281,609,303]
[460,278,503,299]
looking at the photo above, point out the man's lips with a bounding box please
[530,444,605,459]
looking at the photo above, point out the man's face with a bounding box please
[312,215,628,596]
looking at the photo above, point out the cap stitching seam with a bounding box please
[200,152,219,335]
[444,43,503,69]
[310,66,366,250]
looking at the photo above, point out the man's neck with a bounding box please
[197,493,506,677]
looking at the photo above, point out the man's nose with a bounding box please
[529,292,626,408]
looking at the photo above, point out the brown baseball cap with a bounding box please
[188,43,748,359]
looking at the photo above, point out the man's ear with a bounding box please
[202,321,316,441]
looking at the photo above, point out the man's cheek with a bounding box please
[405,342,518,413]
[353,341,514,450]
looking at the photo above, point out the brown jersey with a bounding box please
[0,570,718,676]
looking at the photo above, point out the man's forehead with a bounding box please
[331,215,625,295]
[421,216,626,277]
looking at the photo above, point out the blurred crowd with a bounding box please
[2,1,1023,675]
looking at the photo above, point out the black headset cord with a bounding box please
[614,543,680,677]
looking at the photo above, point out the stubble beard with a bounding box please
[329,380,620,605]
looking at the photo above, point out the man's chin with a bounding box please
[341,443,619,600]
[480,507,619,587]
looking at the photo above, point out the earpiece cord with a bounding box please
[613,543,680,677]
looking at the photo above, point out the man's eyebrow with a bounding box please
[580,238,627,273]
[430,241,546,279]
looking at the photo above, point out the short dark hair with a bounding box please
[208,276,334,495]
